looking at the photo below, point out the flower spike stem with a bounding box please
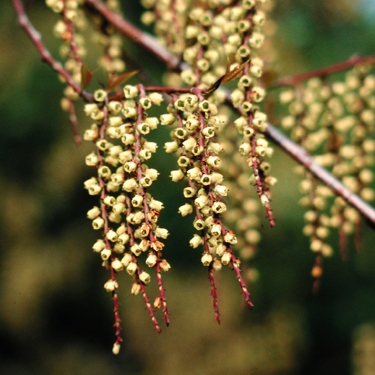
[139,282,161,333]
[208,267,221,324]
[271,54,375,88]
[230,253,254,310]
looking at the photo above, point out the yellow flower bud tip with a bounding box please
[216,243,226,257]
[193,219,205,231]
[155,227,169,239]
[111,259,124,272]
[112,343,121,355]
[221,251,231,265]
[131,244,142,256]
[149,92,164,106]
[213,259,222,271]
[183,187,197,199]
[202,126,215,138]
[92,217,105,230]
[94,89,107,102]
[160,113,176,125]
[106,230,118,242]
[178,203,193,217]
[159,259,171,272]
[170,169,185,182]
[139,271,151,284]
[87,206,101,219]
[211,223,222,237]
[190,234,203,249]
[146,253,157,268]
[194,194,209,209]
[84,104,98,116]
[101,248,112,261]
[201,253,213,266]
[164,141,179,153]
[139,149,152,161]
[92,239,106,253]
[224,230,237,245]
[200,174,212,186]
[123,85,139,99]
[104,279,118,292]
[126,262,137,275]
[85,153,99,166]
[120,253,132,267]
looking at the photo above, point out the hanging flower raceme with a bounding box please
[83,85,170,354]
[164,91,254,322]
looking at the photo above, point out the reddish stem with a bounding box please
[271,54,375,88]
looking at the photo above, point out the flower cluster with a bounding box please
[164,91,253,320]
[151,0,276,319]
[278,67,375,286]
[84,85,170,353]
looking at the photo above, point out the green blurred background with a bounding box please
[1,0,375,374]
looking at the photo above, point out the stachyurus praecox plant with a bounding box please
[12,0,375,354]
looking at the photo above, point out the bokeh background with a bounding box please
[1,0,375,374]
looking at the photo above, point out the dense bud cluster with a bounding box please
[140,0,276,317]
[84,85,171,350]
[278,67,375,287]
[15,0,374,355]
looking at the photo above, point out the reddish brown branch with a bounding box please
[271,54,375,88]
[84,0,182,70]
[12,0,93,102]
[13,0,375,228]
[265,125,375,227]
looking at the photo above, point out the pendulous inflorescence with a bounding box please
[13,0,375,355]
[278,66,375,289]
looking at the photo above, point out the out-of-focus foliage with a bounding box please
[1,0,375,374]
